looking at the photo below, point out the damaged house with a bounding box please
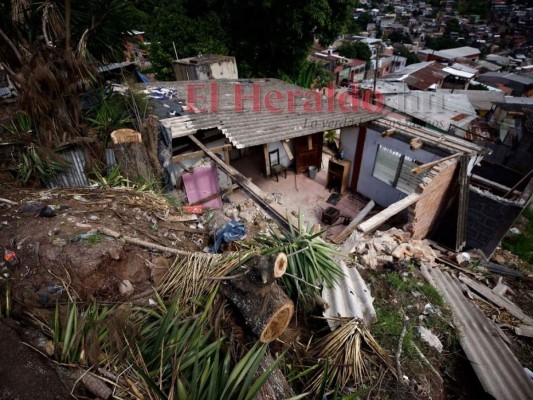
[147,78,532,261]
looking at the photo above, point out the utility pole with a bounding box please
[372,43,381,105]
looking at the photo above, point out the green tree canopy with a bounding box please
[336,41,372,62]
[148,0,357,80]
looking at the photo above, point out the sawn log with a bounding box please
[220,253,293,343]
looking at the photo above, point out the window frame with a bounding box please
[372,144,425,194]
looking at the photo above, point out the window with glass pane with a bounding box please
[372,145,401,185]
[397,155,424,194]
[372,145,424,194]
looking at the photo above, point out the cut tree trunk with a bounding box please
[141,115,162,180]
[220,253,293,343]
[111,129,157,184]
[255,354,295,400]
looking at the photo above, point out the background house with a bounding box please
[172,55,239,81]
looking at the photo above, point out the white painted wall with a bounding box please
[209,59,239,79]
[267,140,294,168]
[339,125,359,186]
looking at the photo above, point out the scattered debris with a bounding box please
[119,279,134,295]
[514,325,533,338]
[459,274,533,326]
[415,325,443,353]
[423,266,533,399]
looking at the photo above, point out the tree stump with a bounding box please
[111,129,156,184]
[220,253,293,343]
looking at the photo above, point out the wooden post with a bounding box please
[357,194,420,234]
[263,144,271,177]
[331,200,375,244]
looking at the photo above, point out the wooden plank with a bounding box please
[187,135,297,232]
[331,200,375,244]
[459,274,533,326]
[411,153,462,175]
[263,144,271,177]
[171,144,232,163]
[357,194,420,234]
[307,136,313,150]
[504,169,533,199]
[282,141,294,161]
[455,154,469,251]
[471,174,519,194]
[190,183,239,206]
[518,174,533,203]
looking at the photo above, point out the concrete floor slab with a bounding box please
[228,146,369,240]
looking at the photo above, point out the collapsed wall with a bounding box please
[407,159,459,239]
[465,186,523,258]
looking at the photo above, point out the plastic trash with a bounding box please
[208,220,246,253]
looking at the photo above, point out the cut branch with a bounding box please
[395,315,409,384]
[0,27,23,65]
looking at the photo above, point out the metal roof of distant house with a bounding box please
[155,79,383,149]
[450,63,478,75]
[384,61,448,90]
[419,46,480,60]
[173,54,236,66]
[493,100,533,133]
[350,35,382,45]
[442,66,475,79]
[437,89,506,111]
[359,80,410,94]
[486,54,513,66]
[381,91,478,130]
[439,46,480,59]
[477,60,503,71]
[479,72,533,86]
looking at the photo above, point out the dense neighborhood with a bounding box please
[0,1,532,399]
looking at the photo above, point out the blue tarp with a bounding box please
[135,69,150,83]
[208,220,246,253]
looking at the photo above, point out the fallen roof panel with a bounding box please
[423,265,533,400]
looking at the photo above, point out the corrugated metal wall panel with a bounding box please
[424,265,533,399]
[46,148,89,188]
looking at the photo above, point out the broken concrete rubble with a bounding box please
[346,228,438,269]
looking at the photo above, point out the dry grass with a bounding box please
[307,318,395,394]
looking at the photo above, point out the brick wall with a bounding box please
[465,187,522,258]
[407,159,459,239]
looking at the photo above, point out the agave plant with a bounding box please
[250,212,344,306]
[127,291,282,400]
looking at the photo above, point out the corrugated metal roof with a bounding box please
[322,259,376,329]
[437,89,506,111]
[155,79,384,149]
[382,91,478,130]
[422,264,533,400]
[384,62,448,91]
